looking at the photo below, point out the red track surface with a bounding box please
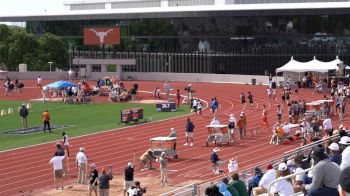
[0,80,346,195]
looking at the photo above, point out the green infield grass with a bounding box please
[0,100,190,151]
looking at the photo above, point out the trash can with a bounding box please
[251,78,256,85]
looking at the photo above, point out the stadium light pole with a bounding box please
[48,62,54,72]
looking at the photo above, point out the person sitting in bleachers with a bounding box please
[247,167,263,196]
[270,163,294,196]
[253,163,276,196]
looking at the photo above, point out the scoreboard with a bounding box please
[156,102,177,112]
[121,108,144,123]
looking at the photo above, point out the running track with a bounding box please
[0,81,346,195]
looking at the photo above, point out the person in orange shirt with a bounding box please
[42,109,51,133]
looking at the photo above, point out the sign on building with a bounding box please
[84,27,120,45]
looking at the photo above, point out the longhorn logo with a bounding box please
[89,28,114,44]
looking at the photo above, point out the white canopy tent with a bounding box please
[276,56,345,73]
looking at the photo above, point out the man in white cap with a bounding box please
[339,136,350,170]
[270,163,294,196]
[124,162,134,196]
[329,143,342,166]
[76,147,88,184]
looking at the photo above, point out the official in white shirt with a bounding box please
[49,152,66,190]
[76,147,88,184]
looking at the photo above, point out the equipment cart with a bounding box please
[206,125,229,146]
[150,137,178,159]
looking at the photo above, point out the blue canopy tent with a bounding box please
[46,81,78,88]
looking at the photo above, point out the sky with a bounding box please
[0,0,65,14]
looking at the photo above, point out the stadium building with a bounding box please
[1,0,350,76]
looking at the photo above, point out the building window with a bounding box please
[92,64,101,72]
[70,3,105,10]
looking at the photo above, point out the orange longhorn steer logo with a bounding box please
[84,27,120,45]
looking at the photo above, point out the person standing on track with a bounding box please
[99,167,113,196]
[88,163,98,196]
[49,152,66,190]
[76,147,88,184]
[240,93,246,109]
[62,131,70,157]
[164,81,171,98]
[42,109,51,133]
[124,162,134,196]
[210,98,219,116]
[159,152,168,186]
[247,92,254,110]
[184,118,195,146]
[236,114,244,143]
[267,87,272,102]
[37,76,42,89]
[228,114,236,143]
[277,104,282,124]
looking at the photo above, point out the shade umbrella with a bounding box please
[46,81,78,88]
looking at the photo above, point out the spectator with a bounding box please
[339,166,350,196]
[339,136,350,170]
[328,143,342,166]
[99,167,113,196]
[124,162,134,196]
[287,160,296,173]
[248,167,263,196]
[42,109,51,133]
[19,103,28,128]
[140,150,156,170]
[88,163,98,196]
[293,154,306,192]
[270,163,294,196]
[205,185,223,196]
[253,163,276,196]
[127,181,146,196]
[304,146,341,196]
[184,118,195,146]
[159,152,168,186]
[76,147,88,184]
[49,152,65,190]
[218,178,232,196]
[225,177,240,196]
[62,131,70,157]
[230,173,248,196]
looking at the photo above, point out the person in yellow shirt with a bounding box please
[42,109,51,133]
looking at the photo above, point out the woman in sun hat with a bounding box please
[211,147,223,174]
[270,163,294,196]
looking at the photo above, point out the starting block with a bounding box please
[1,109,7,116]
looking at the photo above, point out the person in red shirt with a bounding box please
[261,114,269,134]
[176,89,181,108]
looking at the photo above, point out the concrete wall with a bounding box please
[122,72,284,85]
[4,71,284,85]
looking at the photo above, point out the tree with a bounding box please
[37,33,68,70]
[7,29,38,70]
